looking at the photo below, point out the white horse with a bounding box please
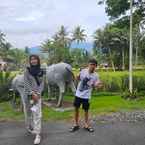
[46,62,76,107]
[10,63,76,108]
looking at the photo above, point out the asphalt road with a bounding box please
[0,121,145,145]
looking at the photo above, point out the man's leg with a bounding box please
[84,110,89,128]
[74,107,80,126]
[70,97,81,132]
[83,100,94,132]
[73,97,81,126]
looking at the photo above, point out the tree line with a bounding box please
[0,0,145,70]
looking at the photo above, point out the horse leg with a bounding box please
[48,85,52,101]
[56,82,65,107]
[69,81,76,95]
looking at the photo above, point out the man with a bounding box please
[70,59,102,132]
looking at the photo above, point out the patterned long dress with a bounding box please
[24,67,44,134]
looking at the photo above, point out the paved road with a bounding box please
[0,121,145,145]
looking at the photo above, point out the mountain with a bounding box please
[70,42,93,50]
[28,42,93,54]
[28,46,41,54]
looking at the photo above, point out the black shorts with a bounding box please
[73,96,90,111]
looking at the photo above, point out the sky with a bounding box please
[0,0,108,48]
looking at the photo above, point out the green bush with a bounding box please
[73,70,145,93]
[121,89,145,100]
[98,71,145,92]
[0,71,15,102]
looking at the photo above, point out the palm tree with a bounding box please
[0,31,5,45]
[72,26,86,44]
[93,26,117,71]
[8,48,27,69]
[41,39,53,53]
[5,42,11,51]
[0,31,6,58]
[24,46,30,55]
[52,26,71,63]
[54,25,71,48]
[2,42,12,61]
[93,29,105,51]
[133,25,143,66]
[41,39,56,62]
[0,31,13,61]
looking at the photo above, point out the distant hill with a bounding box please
[28,46,41,54]
[28,42,93,54]
[70,42,93,50]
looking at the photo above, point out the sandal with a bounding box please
[69,125,80,132]
[27,125,34,134]
[84,126,94,132]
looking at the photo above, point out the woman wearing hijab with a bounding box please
[24,55,44,145]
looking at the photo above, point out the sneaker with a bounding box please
[34,134,41,145]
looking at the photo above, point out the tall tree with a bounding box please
[93,24,129,70]
[0,31,6,58]
[41,26,72,64]
[97,0,145,67]
[0,32,13,60]
[53,25,71,48]
[25,46,30,55]
[8,48,27,69]
[98,0,144,21]
[72,26,87,44]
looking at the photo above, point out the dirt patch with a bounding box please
[43,100,74,112]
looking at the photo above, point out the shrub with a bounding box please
[98,71,145,93]
[0,71,14,102]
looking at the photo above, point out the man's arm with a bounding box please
[93,74,103,89]
[94,80,103,89]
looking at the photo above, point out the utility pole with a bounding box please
[129,0,133,93]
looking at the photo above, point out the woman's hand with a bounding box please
[31,92,40,102]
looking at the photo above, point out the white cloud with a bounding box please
[15,11,44,22]
[0,0,108,48]
[16,16,37,22]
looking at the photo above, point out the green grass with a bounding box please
[0,102,23,121]
[91,94,145,114]
[0,70,145,121]
[1,93,145,121]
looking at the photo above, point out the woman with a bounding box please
[24,55,44,145]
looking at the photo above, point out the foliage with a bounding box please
[0,72,15,102]
[72,26,86,44]
[41,25,90,66]
[95,0,145,69]
[98,71,145,93]
[98,0,144,21]
[122,89,144,100]
[0,31,27,71]
[93,24,129,70]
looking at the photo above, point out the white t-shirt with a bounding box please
[75,68,100,99]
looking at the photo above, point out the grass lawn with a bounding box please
[0,92,145,121]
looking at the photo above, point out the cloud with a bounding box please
[15,11,44,22]
[0,0,108,48]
